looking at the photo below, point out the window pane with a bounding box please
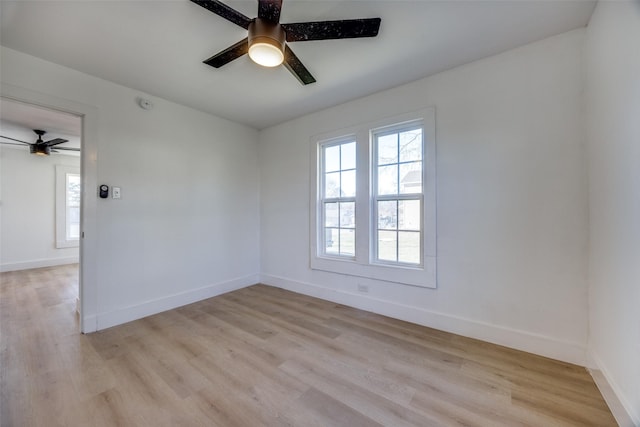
[378,230,397,262]
[398,200,420,231]
[320,140,358,259]
[67,174,81,207]
[66,173,81,240]
[340,202,355,227]
[340,229,355,256]
[325,202,339,227]
[400,162,422,194]
[341,142,356,170]
[398,231,420,264]
[325,145,340,172]
[325,228,339,254]
[341,170,356,197]
[399,128,422,162]
[377,200,397,230]
[377,134,398,165]
[67,207,80,240]
[324,172,340,198]
[377,165,398,195]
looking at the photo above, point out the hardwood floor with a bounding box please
[1,265,616,426]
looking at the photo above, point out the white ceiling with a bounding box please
[0,0,596,130]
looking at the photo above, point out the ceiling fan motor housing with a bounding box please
[248,18,286,54]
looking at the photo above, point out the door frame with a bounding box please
[1,83,99,333]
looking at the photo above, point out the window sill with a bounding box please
[310,255,436,289]
[56,240,79,249]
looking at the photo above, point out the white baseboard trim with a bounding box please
[589,351,639,427]
[82,315,97,334]
[0,256,79,272]
[260,274,587,366]
[94,274,259,331]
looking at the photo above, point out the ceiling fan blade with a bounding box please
[283,45,316,85]
[0,141,30,147]
[45,138,69,147]
[282,18,381,42]
[203,38,249,68]
[54,147,81,152]
[190,0,252,29]
[258,0,282,23]
[0,135,31,145]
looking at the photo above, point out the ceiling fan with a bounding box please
[0,129,80,156]
[190,0,381,84]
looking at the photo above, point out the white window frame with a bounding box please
[55,164,81,249]
[372,122,424,267]
[318,137,358,259]
[310,108,437,288]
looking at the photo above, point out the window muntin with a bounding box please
[373,125,424,266]
[320,140,356,257]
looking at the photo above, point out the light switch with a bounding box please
[112,187,121,199]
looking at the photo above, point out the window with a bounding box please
[374,125,423,265]
[56,165,81,248]
[66,174,81,240]
[310,108,436,288]
[320,140,356,257]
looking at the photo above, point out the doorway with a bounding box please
[0,97,83,326]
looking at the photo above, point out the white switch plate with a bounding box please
[112,187,121,199]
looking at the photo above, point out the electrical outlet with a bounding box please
[357,284,369,293]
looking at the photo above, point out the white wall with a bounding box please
[259,29,589,365]
[586,2,640,425]
[1,46,261,331]
[0,145,80,271]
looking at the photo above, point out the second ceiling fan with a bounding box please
[191,0,381,85]
[0,129,79,156]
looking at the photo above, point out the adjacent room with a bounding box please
[0,0,638,425]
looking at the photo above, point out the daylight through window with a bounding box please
[56,165,81,249]
[310,108,437,288]
[66,173,81,240]
[374,125,423,265]
[321,140,356,257]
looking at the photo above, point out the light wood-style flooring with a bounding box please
[1,265,616,426]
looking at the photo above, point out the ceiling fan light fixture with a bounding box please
[249,41,284,67]
[30,145,50,156]
[248,19,285,67]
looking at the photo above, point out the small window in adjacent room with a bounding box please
[310,108,437,288]
[56,165,81,248]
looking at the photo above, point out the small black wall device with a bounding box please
[99,185,109,199]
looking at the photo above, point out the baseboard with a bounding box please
[589,351,639,427]
[94,274,259,331]
[82,314,97,334]
[260,274,588,366]
[0,256,79,272]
